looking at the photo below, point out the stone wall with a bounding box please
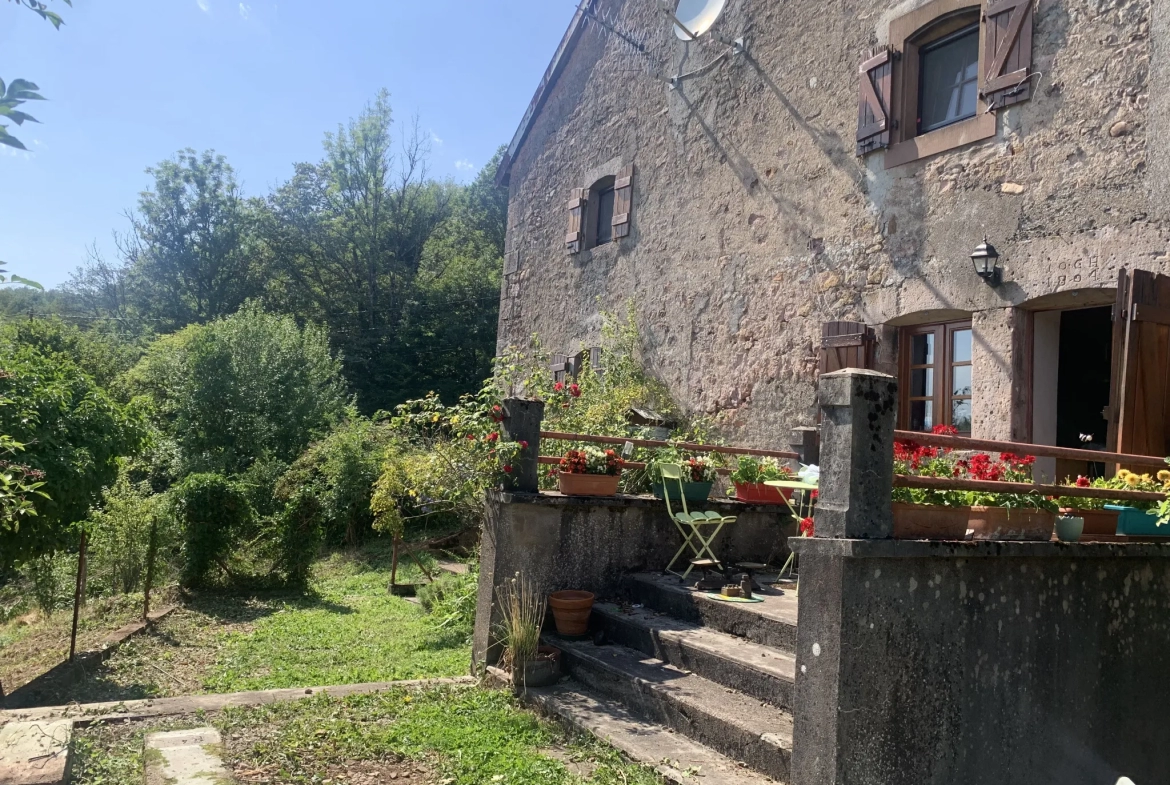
[499,0,1161,447]
[472,491,796,665]
[789,538,1170,785]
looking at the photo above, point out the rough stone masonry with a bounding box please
[496,0,1162,447]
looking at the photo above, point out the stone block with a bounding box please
[0,720,73,785]
[144,728,232,785]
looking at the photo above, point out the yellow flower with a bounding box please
[1142,474,1155,484]
[450,416,459,425]
[1117,469,1132,480]
[432,414,440,422]
[1124,474,1141,487]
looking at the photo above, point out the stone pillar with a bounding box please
[500,397,544,494]
[814,368,897,539]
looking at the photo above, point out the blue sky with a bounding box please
[0,0,579,289]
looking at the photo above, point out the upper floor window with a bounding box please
[856,0,1036,167]
[899,320,973,434]
[918,23,980,133]
[593,181,615,247]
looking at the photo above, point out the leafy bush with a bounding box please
[26,551,77,616]
[271,488,325,588]
[171,473,253,587]
[126,302,348,478]
[418,564,478,640]
[85,468,176,597]
[0,343,147,570]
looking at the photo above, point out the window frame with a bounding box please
[916,22,981,134]
[583,174,617,250]
[898,320,974,435]
[885,0,994,168]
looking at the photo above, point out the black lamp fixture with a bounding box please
[970,237,1002,286]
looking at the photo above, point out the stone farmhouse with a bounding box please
[495,0,1166,480]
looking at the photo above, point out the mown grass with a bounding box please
[71,686,665,785]
[2,541,471,707]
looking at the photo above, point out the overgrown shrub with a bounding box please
[418,564,478,640]
[85,469,176,597]
[272,488,325,588]
[171,473,253,587]
[26,552,77,616]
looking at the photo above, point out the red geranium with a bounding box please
[799,517,815,537]
[486,432,499,443]
[569,383,581,397]
[553,381,565,392]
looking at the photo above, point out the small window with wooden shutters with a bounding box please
[899,320,973,434]
[594,182,615,247]
[862,0,1035,168]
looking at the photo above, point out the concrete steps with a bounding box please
[553,636,793,782]
[620,573,798,652]
[0,720,73,785]
[144,728,232,785]
[591,602,796,708]
[526,682,781,784]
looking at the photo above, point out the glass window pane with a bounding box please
[952,398,972,433]
[919,26,980,132]
[952,329,972,363]
[952,365,972,397]
[910,400,934,432]
[595,187,615,245]
[911,333,935,365]
[910,368,934,397]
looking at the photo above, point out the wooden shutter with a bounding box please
[1106,269,1170,461]
[856,49,892,157]
[819,322,875,375]
[565,188,586,254]
[612,164,634,239]
[550,354,570,383]
[981,0,1035,110]
[588,346,604,377]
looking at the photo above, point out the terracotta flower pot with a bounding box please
[733,482,791,505]
[558,472,621,496]
[968,506,1056,541]
[1059,508,1120,538]
[548,590,595,636]
[891,503,970,540]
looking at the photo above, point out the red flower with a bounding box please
[554,381,565,392]
[1076,475,1091,488]
[490,404,504,423]
[799,517,815,537]
[519,440,529,449]
[465,433,476,441]
[569,383,581,397]
[503,465,513,474]
[810,490,819,500]
[932,424,959,436]
[486,432,499,443]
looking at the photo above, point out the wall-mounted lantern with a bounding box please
[970,238,1002,286]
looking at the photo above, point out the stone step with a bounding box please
[144,728,232,785]
[553,636,793,782]
[0,720,73,785]
[621,573,798,652]
[591,602,796,708]
[525,681,782,785]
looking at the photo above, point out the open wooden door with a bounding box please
[1106,268,1170,460]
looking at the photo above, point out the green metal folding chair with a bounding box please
[660,463,737,579]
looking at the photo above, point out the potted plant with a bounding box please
[890,426,970,540]
[494,573,561,690]
[1056,475,1123,537]
[964,452,1058,541]
[729,456,794,504]
[648,449,717,502]
[557,446,622,496]
[1107,469,1170,536]
[1055,514,1084,542]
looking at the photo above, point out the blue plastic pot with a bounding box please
[1105,504,1170,536]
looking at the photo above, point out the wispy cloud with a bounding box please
[430,131,444,147]
[238,2,251,20]
[196,0,210,13]
[454,159,475,172]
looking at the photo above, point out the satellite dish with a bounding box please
[672,0,727,40]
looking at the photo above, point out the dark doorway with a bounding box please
[1054,306,1112,478]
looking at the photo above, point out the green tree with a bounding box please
[122,150,264,329]
[2,1,71,151]
[0,317,146,390]
[126,302,348,477]
[0,344,146,570]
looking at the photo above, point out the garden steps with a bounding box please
[144,728,232,785]
[590,601,796,708]
[0,719,73,785]
[525,682,782,785]
[552,636,793,782]
[620,573,798,652]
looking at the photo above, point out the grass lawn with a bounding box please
[71,685,665,785]
[1,542,472,708]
